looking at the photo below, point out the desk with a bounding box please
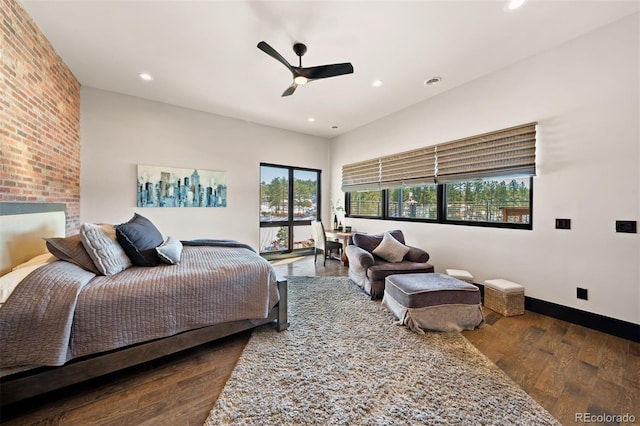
[324,230,355,266]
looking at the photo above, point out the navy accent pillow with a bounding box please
[115,213,164,266]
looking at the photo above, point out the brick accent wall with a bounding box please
[0,0,81,234]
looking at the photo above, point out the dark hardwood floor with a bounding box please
[1,255,638,425]
[463,308,639,425]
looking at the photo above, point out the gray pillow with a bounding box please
[45,234,101,274]
[372,232,410,263]
[156,236,183,265]
[115,213,164,266]
[80,223,132,275]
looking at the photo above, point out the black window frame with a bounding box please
[386,184,439,222]
[259,163,322,254]
[344,189,385,220]
[345,177,533,230]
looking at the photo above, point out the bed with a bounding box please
[0,203,288,406]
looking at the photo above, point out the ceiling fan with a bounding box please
[257,41,354,97]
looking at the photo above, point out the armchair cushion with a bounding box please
[405,246,430,263]
[345,245,375,269]
[368,262,436,282]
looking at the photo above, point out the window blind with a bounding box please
[435,122,537,183]
[341,158,381,192]
[341,122,537,191]
[379,146,436,188]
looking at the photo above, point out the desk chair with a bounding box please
[311,220,342,266]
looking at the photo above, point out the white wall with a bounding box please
[81,87,330,249]
[330,14,639,324]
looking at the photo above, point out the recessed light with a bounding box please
[307,117,316,123]
[424,77,442,86]
[138,72,154,81]
[331,125,339,129]
[372,80,383,87]
[504,0,527,11]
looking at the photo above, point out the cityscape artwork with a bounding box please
[137,164,227,208]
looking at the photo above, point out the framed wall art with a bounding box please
[137,165,227,208]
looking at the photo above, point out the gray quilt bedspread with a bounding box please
[0,244,278,370]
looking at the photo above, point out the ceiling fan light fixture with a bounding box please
[257,41,353,97]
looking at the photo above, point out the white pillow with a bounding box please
[80,223,132,275]
[372,232,410,263]
[1,261,54,306]
[156,236,183,265]
[12,253,56,271]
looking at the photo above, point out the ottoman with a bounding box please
[382,273,485,334]
[445,269,474,284]
[483,279,525,316]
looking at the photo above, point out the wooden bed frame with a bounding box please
[0,202,288,406]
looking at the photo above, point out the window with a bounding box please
[346,190,383,218]
[387,185,438,220]
[293,170,318,221]
[260,167,289,223]
[444,177,531,225]
[259,164,320,254]
[345,177,532,229]
[342,122,536,230]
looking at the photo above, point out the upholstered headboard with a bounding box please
[0,203,66,276]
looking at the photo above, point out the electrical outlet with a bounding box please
[616,220,637,233]
[555,218,571,230]
[577,287,588,300]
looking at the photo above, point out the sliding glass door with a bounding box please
[259,163,320,254]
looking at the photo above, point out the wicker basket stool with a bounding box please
[445,269,474,284]
[483,279,524,316]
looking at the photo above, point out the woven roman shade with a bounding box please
[435,122,537,183]
[379,146,436,189]
[341,122,537,192]
[341,158,381,192]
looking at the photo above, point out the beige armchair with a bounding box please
[345,230,434,299]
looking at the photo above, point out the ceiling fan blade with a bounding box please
[281,83,297,97]
[302,63,354,80]
[258,41,353,96]
[257,41,294,72]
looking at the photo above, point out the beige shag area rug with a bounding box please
[205,276,559,425]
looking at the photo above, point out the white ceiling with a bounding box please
[20,0,639,139]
